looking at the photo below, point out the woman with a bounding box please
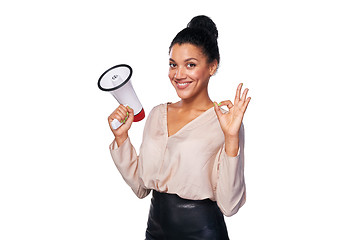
[108,15,251,240]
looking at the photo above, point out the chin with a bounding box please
[175,91,193,100]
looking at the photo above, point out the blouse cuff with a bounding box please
[109,136,130,151]
[223,145,241,160]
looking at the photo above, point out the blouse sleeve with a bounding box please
[109,137,151,199]
[214,122,246,217]
[109,106,160,199]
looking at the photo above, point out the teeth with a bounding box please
[178,82,190,86]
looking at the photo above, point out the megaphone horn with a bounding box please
[98,64,145,129]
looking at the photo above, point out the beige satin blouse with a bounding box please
[109,102,246,216]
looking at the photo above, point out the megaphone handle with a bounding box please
[111,104,130,130]
[111,119,123,130]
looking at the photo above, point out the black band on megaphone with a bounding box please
[98,64,133,92]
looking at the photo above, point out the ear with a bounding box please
[209,60,218,76]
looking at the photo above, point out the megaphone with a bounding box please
[98,64,145,130]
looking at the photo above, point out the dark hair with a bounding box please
[169,15,220,66]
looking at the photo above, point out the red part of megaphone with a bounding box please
[134,108,145,122]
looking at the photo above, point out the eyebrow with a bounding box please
[185,58,199,62]
[169,57,199,62]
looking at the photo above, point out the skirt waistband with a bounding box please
[152,190,216,209]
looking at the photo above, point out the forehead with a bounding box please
[169,43,206,61]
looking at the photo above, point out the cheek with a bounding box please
[168,69,174,79]
[188,68,208,81]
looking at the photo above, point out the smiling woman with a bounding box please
[168,43,217,99]
[107,15,250,239]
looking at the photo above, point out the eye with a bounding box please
[169,63,177,68]
[187,63,196,68]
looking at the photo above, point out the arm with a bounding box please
[214,123,246,217]
[212,83,250,216]
[107,104,150,199]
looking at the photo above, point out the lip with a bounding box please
[175,81,192,90]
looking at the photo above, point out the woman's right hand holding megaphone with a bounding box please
[108,104,134,146]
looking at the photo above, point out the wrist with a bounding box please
[115,134,128,147]
[224,133,239,141]
[224,135,239,157]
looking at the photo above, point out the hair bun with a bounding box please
[187,15,218,39]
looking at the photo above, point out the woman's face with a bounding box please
[168,43,217,100]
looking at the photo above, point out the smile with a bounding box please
[175,81,192,89]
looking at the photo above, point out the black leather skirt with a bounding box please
[145,190,229,240]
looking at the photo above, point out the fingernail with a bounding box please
[218,102,221,106]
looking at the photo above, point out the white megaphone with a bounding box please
[98,64,145,130]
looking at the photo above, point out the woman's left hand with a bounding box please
[214,83,251,138]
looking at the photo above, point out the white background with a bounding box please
[1,0,359,239]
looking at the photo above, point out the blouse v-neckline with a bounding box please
[164,102,215,138]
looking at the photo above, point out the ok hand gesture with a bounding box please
[214,83,251,138]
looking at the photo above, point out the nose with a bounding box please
[174,66,186,80]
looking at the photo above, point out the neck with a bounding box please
[178,90,213,111]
